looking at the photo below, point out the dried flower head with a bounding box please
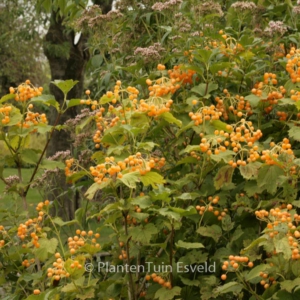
[231,1,257,12]
[195,1,224,17]
[134,43,165,63]
[292,6,300,15]
[152,0,183,11]
[264,21,287,36]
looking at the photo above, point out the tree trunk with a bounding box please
[43,0,113,219]
[43,11,89,220]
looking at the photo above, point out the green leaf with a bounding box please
[129,223,158,244]
[214,165,234,190]
[91,54,103,68]
[280,278,300,293]
[157,208,180,220]
[210,62,232,74]
[213,282,243,295]
[206,82,218,94]
[291,260,300,277]
[245,94,260,107]
[67,98,82,108]
[5,106,22,126]
[193,49,212,63]
[78,115,93,131]
[176,193,193,200]
[118,172,140,188]
[240,237,267,255]
[36,124,53,134]
[64,256,86,280]
[179,276,200,286]
[61,282,77,293]
[130,196,152,209]
[175,121,194,138]
[191,83,206,96]
[24,289,59,300]
[245,264,272,283]
[176,156,198,165]
[221,214,234,231]
[85,181,111,200]
[140,171,165,188]
[211,120,232,132]
[197,225,222,242]
[136,142,157,151]
[99,95,112,104]
[30,94,59,110]
[180,145,201,155]
[170,205,197,216]
[51,79,78,95]
[278,98,296,106]
[274,236,292,260]
[52,217,78,227]
[257,165,285,194]
[32,238,58,262]
[0,93,15,104]
[210,150,235,163]
[239,162,261,179]
[288,125,300,141]
[154,286,181,300]
[20,149,39,165]
[176,240,205,249]
[159,112,182,127]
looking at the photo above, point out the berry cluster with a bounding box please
[138,98,173,117]
[206,33,244,57]
[0,106,12,125]
[221,256,253,281]
[226,119,262,167]
[261,139,294,170]
[93,107,121,148]
[17,200,49,248]
[68,230,100,254]
[215,90,252,120]
[146,77,180,97]
[255,205,300,261]
[18,104,48,129]
[146,273,172,289]
[125,205,148,225]
[196,196,228,221]
[189,104,222,125]
[118,248,128,260]
[251,78,286,114]
[0,225,5,248]
[9,80,43,102]
[258,272,276,289]
[286,47,300,83]
[65,158,75,177]
[47,252,70,281]
[22,258,35,268]
[276,110,288,121]
[290,89,300,102]
[167,65,196,85]
[88,154,165,184]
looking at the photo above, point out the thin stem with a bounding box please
[124,212,136,300]
[23,111,62,198]
[169,223,174,286]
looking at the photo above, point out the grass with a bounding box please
[0,133,46,212]
[0,168,44,215]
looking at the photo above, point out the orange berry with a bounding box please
[221,274,227,280]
